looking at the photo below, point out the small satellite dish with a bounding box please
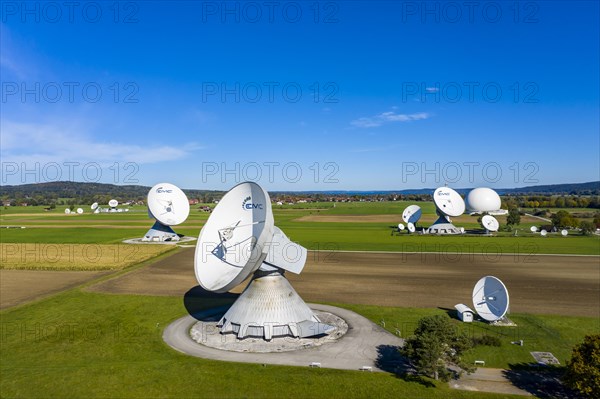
[142,183,190,242]
[91,202,99,210]
[147,183,190,226]
[561,229,568,236]
[426,186,465,234]
[481,215,499,232]
[398,223,405,231]
[108,199,118,208]
[76,208,83,214]
[530,226,538,233]
[407,222,416,233]
[433,187,465,217]
[402,205,422,224]
[540,229,547,237]
[460,227,465,234]
[472,276,510,322]
[64,208,71,214]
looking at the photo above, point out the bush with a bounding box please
[473,335,502,347]
[563,334,600,398]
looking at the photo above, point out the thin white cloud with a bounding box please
[350,111,430,128]
[425,87,439,93]
[0,120,202,166]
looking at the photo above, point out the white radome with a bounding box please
[466,187,502,213]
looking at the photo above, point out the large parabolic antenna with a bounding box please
[194,181,334,341]
[426,187,465,235]
[472,276,510,322]
[402,205,422,225]
[481,215,499,233]
[142,183,190,242]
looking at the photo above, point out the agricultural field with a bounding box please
[1,201,598,398]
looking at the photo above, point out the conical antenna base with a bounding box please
[426,214,463,235]
[218,268,334,341]
[141,220,181,242]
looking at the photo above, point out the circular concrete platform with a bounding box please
[122,236,196,245]
[163,304,404,372]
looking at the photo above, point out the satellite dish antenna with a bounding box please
[91,202,98,210]
[472,276,510,322]
[402,205,422,224]
[76,208,83,214]
[398,223,405,231]
[142,183,190,242]
[407,222,416,233]
[64,208,71,214]
[460,227,465,234]
[194,182,334,341]
[426,187,465,234]
[561,229,568,236]
[481,215,499,233]
[530,226,538,233]
[540,229,547,237]
[108,199,118,208]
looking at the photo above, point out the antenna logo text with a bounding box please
[156,188,172,194]
[242,196,263,210]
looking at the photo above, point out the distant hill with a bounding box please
[1,180,598,205]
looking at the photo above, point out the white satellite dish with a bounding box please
[540,229,548,237]
[561,229,568,236]
[530,226,538,233]
[64,208,71,214]
[398,223,405,231]
[76,208,83,214]
[426,186,465,235]
[91,202,99,210]
[481,215,499,232]
[108,199,118,208]
[194,181,333,341]
[460,227,465,234]
[472,276,510,322]
[141,183,190,242]
[402,205,422,224]
[407,222,416,233]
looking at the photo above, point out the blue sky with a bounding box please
[1,1,598,191]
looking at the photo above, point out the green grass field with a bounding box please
[0,288,559,399]
[1,205,598,255]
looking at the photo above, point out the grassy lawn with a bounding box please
[337,304,600,369]
[0,290,520,399]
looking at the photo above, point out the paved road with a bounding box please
[163,304,404,372]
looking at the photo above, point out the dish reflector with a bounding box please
[481,215,499,232]
[402,205,422,224]
[108,199,118,208]
[530,226,538,233]
[561,229,568,236]
[540,229,547,237]
[195,182,274,293]
[147,183,190,226]
[91,202,99,210]
[76,208,83,214]
[407,222,416,233]
[472,276,509,322]
[64,208,71,214]
[433,187,465,217]
[398,223,405,231]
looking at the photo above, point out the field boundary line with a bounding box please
[309,249,600,257]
